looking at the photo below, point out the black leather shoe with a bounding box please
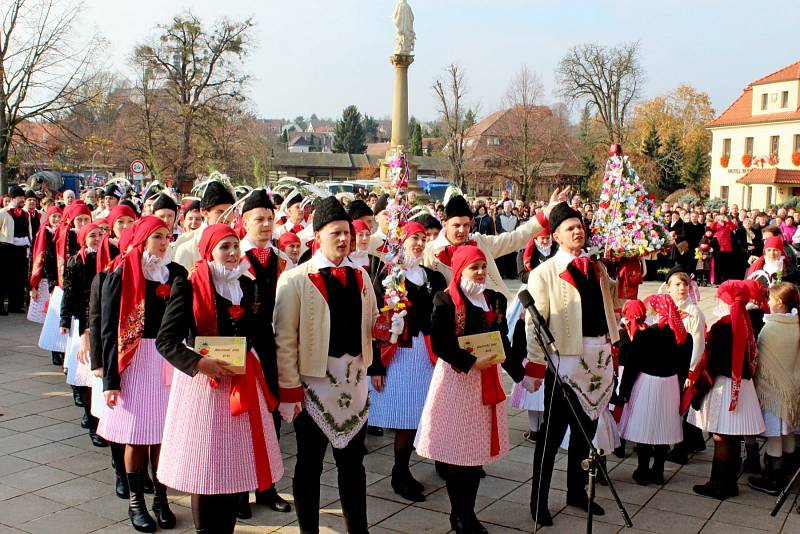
[466,515,488,534]
[632,467,650,486]
[530,504,553,527]
[693,480,729,500]
[391,468,425,502]
[366,425,384,436]
[667,448,689,465]
[116,473,130,499]
[255,487,292,512]
[566,493,605,516]
[73,388,85,407]
[52,352,64,366]
[80,413,90,429]
[449,514,471,534]
[89,432,108,448]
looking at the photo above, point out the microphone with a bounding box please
[518,289,555,345]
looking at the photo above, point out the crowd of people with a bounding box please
[0,178,799,534]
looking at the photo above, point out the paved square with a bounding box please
[0,282,797,532]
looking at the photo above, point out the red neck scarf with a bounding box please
[189,224,277,490]
[190,224,240,336]
[643,294,687,345]
[30,206,62,289]
[117,216,169,374]
[55,202,91,287]
[717,281,758,411]
[98,205,137,273]
[449,245,505,456]
[622,299,647,340]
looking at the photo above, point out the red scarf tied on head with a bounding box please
[30,205,63,289]
[117,216,170,374]
[717,280,758,411]
[98,204,137,273]
[189,223,276,491]
[55,201,92,287]
[401,221,426,243]
[643,294,688,345]
[352,219,371,235]
[77,222,101,265]
[622,299,647,340]
[742,279,770,313]
[449,245,505,457]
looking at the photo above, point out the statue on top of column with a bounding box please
[392,0,415,55]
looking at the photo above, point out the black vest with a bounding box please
[321,267,362,357]
[567,263,609,337]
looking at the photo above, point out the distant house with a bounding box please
[271,152,449,182]
[457,107,580,199]
[281,123,304,136]
[260,119,285,137]
[288,133,334,153]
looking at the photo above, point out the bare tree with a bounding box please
[0,0,102,192]
[134,12,253,191]
[556,42,644,144]
[432,64,477,188]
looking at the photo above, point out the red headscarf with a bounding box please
[643,294,688,345]
[55,201,92,287]
[352,220,371,235]
[277,231,300,251]
[743,279,770,312]
[30,205,63,289]
[717,280,758,411]
[622,299,647,340]
[401,221,426,242]
[763,236,785,253]
[448,245,505,456]
[98,205,138,273]
[117,216,170,374]
[190,224,240,337]
[77,222,102,265]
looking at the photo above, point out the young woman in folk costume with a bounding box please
[98,216,184,532]
[349,219,373,272]
[688,280,767,500]
[617,295,692,486]
[660,266,708,464]
[29,205,63,362]
[37,202,91,401]
[746,282,800,495]
[368,221,447,502]
[89,203,140,500]
[156,224,284,534]
[415,245,527,534]
[60,221,108,448]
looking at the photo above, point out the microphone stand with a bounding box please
[528,314,632,533]
[770,462,800,516]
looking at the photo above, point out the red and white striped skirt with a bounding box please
[157,357,284,495]
[97,339,172,445]
[415,359,509,466]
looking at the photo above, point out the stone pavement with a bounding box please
[1,282,799,533]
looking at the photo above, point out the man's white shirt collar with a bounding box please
[311,249,356,270]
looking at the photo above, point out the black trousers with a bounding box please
[531,369,599,507]
[7,245,28,310]
[293,411,368,534]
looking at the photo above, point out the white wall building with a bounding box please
[708,60,800,210]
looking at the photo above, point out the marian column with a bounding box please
[382,0,418,184]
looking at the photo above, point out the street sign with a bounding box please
[130,159,146,174]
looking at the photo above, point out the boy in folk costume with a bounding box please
[173,182,236,271]
[525,202,621,527]
[237,189,292,514]
[273,197,380,534]
[0,185,33,314]
[423,188,566,300]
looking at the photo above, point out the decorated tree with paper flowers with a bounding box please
[590,144,671,298]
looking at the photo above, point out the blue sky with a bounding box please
[83,0,799,122]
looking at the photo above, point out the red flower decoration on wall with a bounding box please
[155,284,171,298]
[228,305,245,321]
[792,152,800,167]
[742,154,752,168]
[720,155,730,168]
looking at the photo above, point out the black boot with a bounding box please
[80,412,90,429]
[391,447,425,502]
[748,454,782,495]
[255,486,292,512]
[89,430,108,448]
[236,492,252,519]
[142,468,154,494]
[693,459,730,500]
[111,443,129,499]
[72,386,84,407]
[151,468,177,529]
[633,446,652,486]
[743,440,761,474]
[52,351,64,366]
[127,472,157,532]
[650,446,668,486]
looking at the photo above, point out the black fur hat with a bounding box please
[152,193,177,214]
[444,195,472,220]
[242,189,275,214]
[347,199,373,220]
[548,202,582,233]
[313,196,351,232]
[200,182,235,210]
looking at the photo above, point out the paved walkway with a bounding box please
[0,282,798,533]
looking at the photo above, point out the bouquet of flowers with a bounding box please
[590,145,671,260]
